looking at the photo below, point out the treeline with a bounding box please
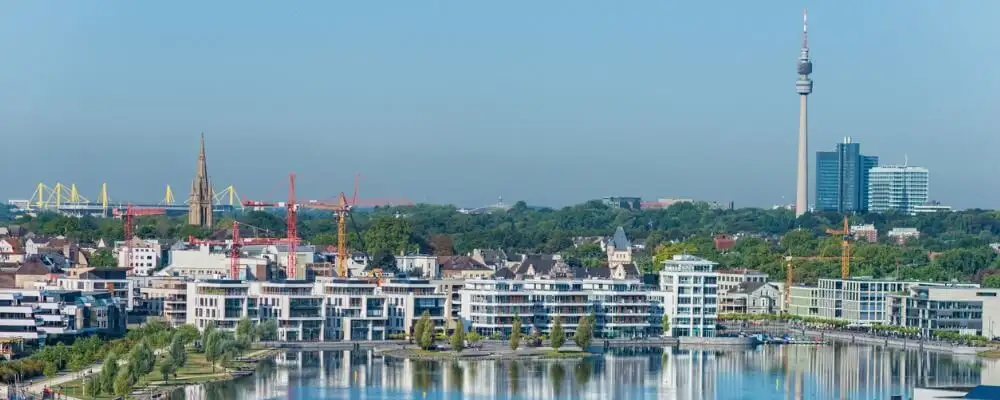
[12,202,1000,284]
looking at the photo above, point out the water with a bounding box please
[175,343,991,400]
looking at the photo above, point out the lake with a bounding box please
[173,343,992,399]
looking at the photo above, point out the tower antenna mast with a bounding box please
[794,8,814,217]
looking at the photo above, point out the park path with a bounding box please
[22,363,103,400]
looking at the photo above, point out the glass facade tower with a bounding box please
[815,137,879,212]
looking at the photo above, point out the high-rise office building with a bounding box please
[815,137,878,212]
[867,165,930,214]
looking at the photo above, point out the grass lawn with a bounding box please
[540,350,591,358]
[57,349,233,398]
[978,349,1000,358]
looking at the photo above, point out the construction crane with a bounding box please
[299,175,399,278]
[243,173,300,279]
[113,204,166,277]
[825,215,852,279]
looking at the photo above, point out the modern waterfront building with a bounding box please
[659,255,719,337]
[867,165,930,214]
[887,285,1000,338]
[789,278,913,324]
[815,137,879,212]
[459,278,662,339]
[138,277,188,326]
[0,288,127,346]
[789,278,978,325]
[54,268,137,311]
[185,278,449,341]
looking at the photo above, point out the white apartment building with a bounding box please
[380,279,447,338]
[55,269,137,311]
[160,245,268,280]
[659,255,719,337]
[321,279,386,341]
[716,269,768,295]
[395,255,438,278]
[867,165,930,214]
[888,228,921,245]
[888,285,1000,338]
[115,238,162,276]
[460,278,662,339]
[138,278,188,326]
[0,289,127,346]
[185,278,449,342]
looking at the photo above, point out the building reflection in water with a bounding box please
[171,344,990,400]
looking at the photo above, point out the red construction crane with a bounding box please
[113,204,165,275]
[243,173,300,279]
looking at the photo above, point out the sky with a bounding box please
[1,1,998,209]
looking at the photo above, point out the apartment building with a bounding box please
[115,238,162,276]
[716,269,769,295]
[395,255,438,278]
[659,255,719,337]
[0,288,127,345]
[789,278,923,324]
[321,279,386,341]
[585,279,661,339]
[380,279,447,338]
[55,268,137,311]
[138,278,189,326]
[185,278,449,342]
[460,278,663,339]
[259,280,325,341]
[887,285,1000,338]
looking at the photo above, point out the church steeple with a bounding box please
[188,133,213,228]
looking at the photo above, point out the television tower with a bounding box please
[794,9,813,217]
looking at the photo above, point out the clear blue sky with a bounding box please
[1,1,997,209]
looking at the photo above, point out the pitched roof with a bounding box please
[732,281,768,294]
[610,227,631,250]
[438,256,490,271]
[0,271,14,288]
[0,237,23,254]
[614,263,641,279]
[16,257,51,275]
[493,267,515,279]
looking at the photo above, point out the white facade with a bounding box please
[160,245,267,280]
[115,238,162,276]
[395,255,439,278]
[867,165,930,214]
[185,278,448,342]
[658,255,719,337]
[55,276,137,311]
[0,238,24,264]
[460,278,662,339]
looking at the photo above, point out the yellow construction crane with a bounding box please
[825,215,852,279]
[784,255,840,308]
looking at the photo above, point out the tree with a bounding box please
[43,362,58,378]
[170,335,187,368]
[201,322,217,352]
[662,315,671,336]
[160,355,176,382]
[100,351,120,393]
[236,317,254,342]
[573,316,593,350]
[256,319,278,341]
[175,324,200,345]
[91,248,118,267]
[510,315,522,351]
[550,316,565,351]
[84,375,102,397]
[414,311,432,348]
[985,274,1000,288]
[430,234,455,256]
[466,330,482,348]
[113,366,133,396]
[450,320,466,352]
